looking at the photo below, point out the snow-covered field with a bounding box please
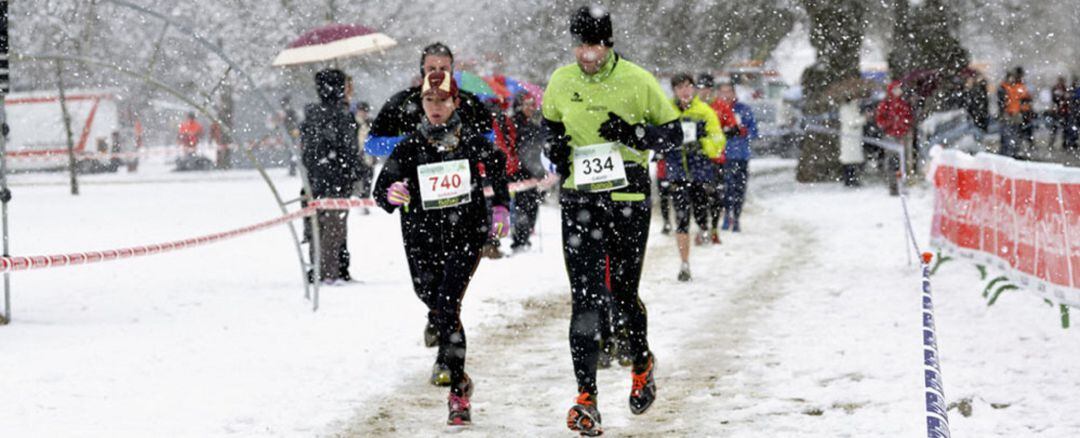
[0,158,1077,437]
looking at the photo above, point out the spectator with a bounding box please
[839,98,866,187]
[496,91,547,253]
[997,67,1033,159]
[352,101,376,212]
[876,81,913,196]
[300,68,362,285]
[1068,76,1080,151]
[177,112,203,155]
[1051,76,1071,149]
[210,121,230,170]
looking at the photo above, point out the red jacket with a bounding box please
[875,82,913,139]
[710,99,738,130]
[178,118,204,149]
[492,115,521,177]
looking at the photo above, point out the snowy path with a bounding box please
[335,165,1080,437]
[335,167,819,436]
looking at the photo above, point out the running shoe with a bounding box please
[710,229,721,244]
[567,392,603,436]
[629,354,657,415]
[430,362,451,386]
[677,262,691,282]
[661,222,672,235]
[447,392,471,426]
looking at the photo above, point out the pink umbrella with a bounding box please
[272,24,396,67]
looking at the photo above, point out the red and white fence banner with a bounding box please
[930,149,1080,307]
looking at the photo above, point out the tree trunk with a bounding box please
[55,61,79,196]
[797,0,866,183]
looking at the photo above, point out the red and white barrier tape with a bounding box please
[5,145,185,163]
[5,138,292,163]
[0,207,314,273]
[0,174,559,272]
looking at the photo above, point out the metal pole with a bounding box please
[23,53,318,312]
[900,139,912,266]
[0,98,7,324]
[100,0,320,308]
[0,96,8,324]
[55,61,79,196]
[0,0,10,324]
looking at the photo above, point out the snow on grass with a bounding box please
[0,160,1076,436]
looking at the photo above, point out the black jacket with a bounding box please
[370,86,493,138]
[301,99,361,198]
[374,122,510,238]
[513,112,548,180]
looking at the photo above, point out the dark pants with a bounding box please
[1050,116,1067,149]
[1000,121,1028,159]
[1065,121,1079,150]
[671,180,710,234]
[723,160,750,222]
[561,194,651,395]
[511,188,542,249]
[403,225,485,394]
[356,163,374,198]
[657,178,673,225]
[709,178,726,230]
[311,210,348,280]
[303,192,351,280]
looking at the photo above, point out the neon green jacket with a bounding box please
[543,51,680,191]
[671,96,726,159]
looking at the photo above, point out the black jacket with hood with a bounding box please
[301,69,362,198]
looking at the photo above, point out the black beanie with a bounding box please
[570,5,613,47]
[314,69,347,103]
[697,73,716,89]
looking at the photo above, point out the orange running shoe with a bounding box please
[629,354,657,415]
[567,392,603,436]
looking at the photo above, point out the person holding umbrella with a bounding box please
[301,69,362,285]
[374,71,510,426]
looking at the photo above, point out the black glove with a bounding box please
[695,121,707,140]
[545,135,573,177]
[0,188,10,203]
[543,120,573,177]
[598,112,647,150]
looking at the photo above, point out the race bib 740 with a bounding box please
[417,159,471,210]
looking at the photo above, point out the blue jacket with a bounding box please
[723,102,758,161]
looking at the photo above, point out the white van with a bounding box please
[4,89,128,172]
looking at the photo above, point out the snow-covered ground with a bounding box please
[0,158,1077,437]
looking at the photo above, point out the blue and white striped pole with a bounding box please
[921,252,951,438]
